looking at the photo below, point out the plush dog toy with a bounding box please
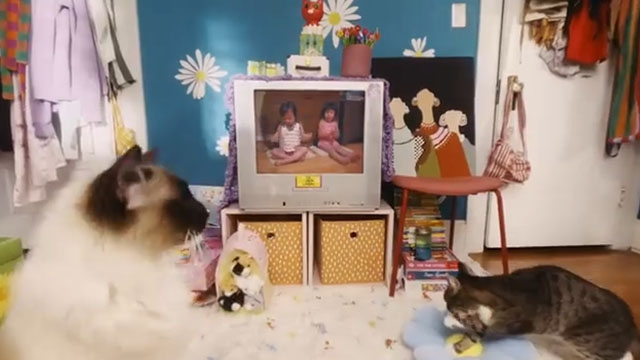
[230,252,265,312]
[216,228,270,313]
[217,273,244,312]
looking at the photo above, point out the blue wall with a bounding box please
[137,0,479,186]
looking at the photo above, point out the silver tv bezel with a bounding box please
[234,79,383,211]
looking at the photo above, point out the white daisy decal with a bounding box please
[321,0,361,48]
[175,49,228,100]
[403,37,436,58]
[216,134,229,157]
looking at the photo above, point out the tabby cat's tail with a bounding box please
[631,334,640,360]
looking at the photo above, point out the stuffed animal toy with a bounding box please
[215,228,270,313]
[230,251,265,312]
[217,273,244,312]
[443,312,485,355]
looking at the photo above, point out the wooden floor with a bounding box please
[471,247,640,326]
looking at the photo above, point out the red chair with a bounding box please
[388,175,510,297]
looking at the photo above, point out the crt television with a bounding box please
[234,79,383,210]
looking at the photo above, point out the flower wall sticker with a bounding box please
[216,134,229,157]
[321,0,361,48]
[403,37,435,58]
[175,49,228,100]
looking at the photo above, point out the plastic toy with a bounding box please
[301,0,323,26]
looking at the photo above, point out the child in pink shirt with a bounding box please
[317,102,359,165]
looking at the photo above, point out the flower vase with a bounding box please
[341,44,372,78]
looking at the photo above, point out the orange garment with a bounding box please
[565,0,610,65]
[417,123,471,177]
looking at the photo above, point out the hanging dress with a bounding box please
[605,0,640,156]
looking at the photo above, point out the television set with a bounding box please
[234,79,384,210]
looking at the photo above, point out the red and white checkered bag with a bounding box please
[484,81,530,183]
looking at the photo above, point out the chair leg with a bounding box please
[494,190,509,274]
[389,188,409,297]
[449,196,457,251]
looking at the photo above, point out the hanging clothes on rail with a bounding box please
[0,0,30,101]
[10,70,66,206]
[565,0,611,65]
[86,0,138,154]
[86,0,135,91]
[605,0,640,157]
[29,0,107,160]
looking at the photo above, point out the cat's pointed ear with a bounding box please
[446,275,461,294]
[111,146,156,210]
[142,148,157,163]
[113,145,143,170]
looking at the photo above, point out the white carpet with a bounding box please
[180,255,561,360]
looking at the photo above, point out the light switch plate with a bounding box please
[452,3,467,28]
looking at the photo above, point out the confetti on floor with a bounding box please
[266,318,276,330]
[385,339,398,350]
[176,255,548,360]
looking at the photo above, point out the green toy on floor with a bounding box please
[0,237,23,324]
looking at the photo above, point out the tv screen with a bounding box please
[253,90,365,174]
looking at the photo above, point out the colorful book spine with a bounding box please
[404,279,449,295]
[403,250,459,270]
[405,270,458,280]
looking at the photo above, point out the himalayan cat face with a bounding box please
[84,145,209,252]
[302,0,324,25]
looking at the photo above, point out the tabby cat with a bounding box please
[444,264,640,360]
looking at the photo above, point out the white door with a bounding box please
[485,0,637,248]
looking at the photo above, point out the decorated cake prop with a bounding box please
[215,227,271,313]
[287,0,329,77]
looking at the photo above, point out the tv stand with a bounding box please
[220,200,394,288]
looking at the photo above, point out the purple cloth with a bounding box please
[221,74,395,208]
[30,0,106,138]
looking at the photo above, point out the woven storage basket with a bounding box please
[238,221,303,285]
[316,219,385,284]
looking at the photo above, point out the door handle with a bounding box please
[507,75,523,111]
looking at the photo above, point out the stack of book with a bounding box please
[402,219,449,253]
[429,220,447,249]
[403,248,459,296]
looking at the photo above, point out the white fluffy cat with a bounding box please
[0,146,209,360]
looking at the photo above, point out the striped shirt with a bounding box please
[279,123,302,153]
